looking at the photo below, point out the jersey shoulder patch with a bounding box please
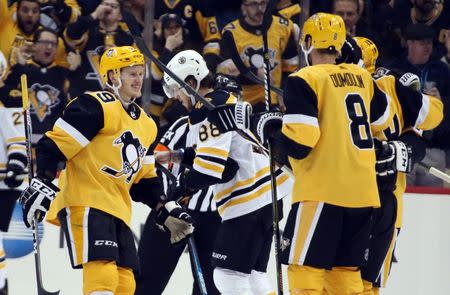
[86,91,118,104]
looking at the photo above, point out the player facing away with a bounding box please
[245,12,395,294]
[18,46,194,295]
[162,49,292,295]
[350,37,443,295]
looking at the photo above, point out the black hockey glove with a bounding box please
[20,177,59,228]
[4,153,27,188]
[155,201,194,243]
[167,171,198,204]
[215,74,242,98]
[207,101,252,133]
[252,111,283,146]
[375,140,412,177]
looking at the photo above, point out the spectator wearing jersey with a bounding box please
[0,0,70,69]
[0,27,78,144]
[392,0,450,58]
[148,13,191,133]
[153,0,222,71]
[64,0,134,97]
[218,0,298,112]
[8,0,81,32]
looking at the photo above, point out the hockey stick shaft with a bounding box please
[127,31,294,180]
[155,162,208,295]
[21,74,60,295]
[418,162,450,183]
[261,2,283,294]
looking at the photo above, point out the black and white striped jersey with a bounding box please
[158,116,217,212]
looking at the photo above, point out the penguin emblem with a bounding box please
[243,46,278,72]
[101,131,146,183]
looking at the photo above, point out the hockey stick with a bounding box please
[261,1,283,294]
[418,162,450,183]
[156,163,208,295]
[125,25,294,179]
[21,74,60,295]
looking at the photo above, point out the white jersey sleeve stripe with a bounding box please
[55,118,90,147]
[143,155,155,165]
[283,114,319,127]
[414,94,430,128]
[371,94,391,127]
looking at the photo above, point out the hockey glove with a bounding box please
[207,101,252,133]
[398,72,421,92]
[155,201,194,243]
[20,177,59,228]
[375,140,412,177]
[252,111,283,146]
[167,171,198,203]
[4,153,27,188]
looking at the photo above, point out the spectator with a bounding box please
[390,23,450,186]
[8,0,81,32]
[393,0,450,58]
[332,0,379,40]
[0,0,70,68]
[64,0,134,97]
[219,0,298,113]
[153,0,221,71]
[0,27,78,144]
[276,0,301,41]
[149,13,190,132]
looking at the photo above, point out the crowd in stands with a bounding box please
[1,0,450,187]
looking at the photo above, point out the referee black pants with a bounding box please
[135,209,221,295]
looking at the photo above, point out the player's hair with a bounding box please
[186,72,216,90]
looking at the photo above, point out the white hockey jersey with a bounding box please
[0,98,27,191]
[189,90,293,221]
[157,116,217,212]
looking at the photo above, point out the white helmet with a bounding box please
[0,50,7,79]
[163,50,209,104]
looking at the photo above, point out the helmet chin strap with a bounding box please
[105,77,136,108]
[301,43,314,67]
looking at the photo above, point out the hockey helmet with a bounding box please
[99,46,145,86]
[353,36,379,74]
[163,49,209,100]
[301,13,346,53]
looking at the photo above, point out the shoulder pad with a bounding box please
[85,91,118,104]
[373,67,392,80]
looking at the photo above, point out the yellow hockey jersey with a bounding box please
[282,63,392,208]
[220,15,298,105]
[372,73,443,227]
[46,91,158,227]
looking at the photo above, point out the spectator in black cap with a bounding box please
[391,23,450,187]
[392,0,450,58]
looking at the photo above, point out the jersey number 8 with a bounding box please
[345,94,373,149]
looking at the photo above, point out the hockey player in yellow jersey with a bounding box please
[244,13,395,294]
[18,46,194,295]
[349,37,443,295]
[162,49,292,295]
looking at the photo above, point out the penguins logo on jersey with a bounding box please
[101,131,147,183]
[243,46,278,72]
[29,83,61,122]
